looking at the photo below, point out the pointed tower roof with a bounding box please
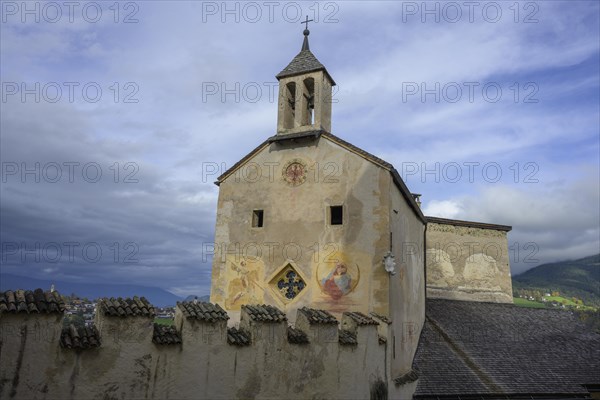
[276,28,336,85]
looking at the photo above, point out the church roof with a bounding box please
[413,299,600,398]
[276,49,336,85]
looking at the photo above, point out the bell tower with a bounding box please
[275,20,336,135]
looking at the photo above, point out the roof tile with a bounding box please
[177,301,229,322]
[242,304,286,323]
[414,299,600,396]
[60,324,101,350]
[394,369,419,386]
[227,327,251,346]
[338,330,357,346]
[344,311,379,326]
[276,49,334,84]
[99,296,155,318]
[298,307,338,325]
[152,324,182,345]
[0,289,65,315]
[287,326,309,344]
[370,312,392,325]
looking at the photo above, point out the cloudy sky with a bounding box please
[1,1,598,297]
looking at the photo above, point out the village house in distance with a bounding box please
[0,27,598,400]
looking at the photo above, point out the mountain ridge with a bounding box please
[512,254,600,306]
[0,273,188,307]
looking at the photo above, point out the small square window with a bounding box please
[252,210,264,228]
[330,206,343,225]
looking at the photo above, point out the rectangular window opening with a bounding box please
[252,210,264,228]
[330,206,343,225]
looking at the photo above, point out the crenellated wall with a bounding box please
[0,293,408,400]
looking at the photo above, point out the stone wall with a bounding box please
[425,218,513,303]
[0,294,413,400]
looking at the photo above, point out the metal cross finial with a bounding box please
[301,15,313,30]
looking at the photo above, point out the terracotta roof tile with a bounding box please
[98,296,155,318]
[338,330,357,345]
[152,324,182,345]
[287,326,309,344]
[298,307,338,325]
[344,311,379,326]
[177,301,229,322]
[0,289,65,315]
[60,324,101,349]
[242,304,287,323]
[370,312,392,325]
[227,327,251,346]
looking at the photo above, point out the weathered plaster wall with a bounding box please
[388,178,426,381]
[0,306,387,400]
[210,136,394,322]
[0,313,63,397]
[425,222,513,303]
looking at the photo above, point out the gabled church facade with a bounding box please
[209,28,428,379]
[210,28,426,319]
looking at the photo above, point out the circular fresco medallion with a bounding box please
[282,159,307,186]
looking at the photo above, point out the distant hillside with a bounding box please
[184,294,210,302]
[0,274,182,307]
[512,254,600,306]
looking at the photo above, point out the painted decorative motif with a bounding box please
[321,262,351,299]
[426,248,455,287]
[282,159,307,186]
[317,259,360,301]
[224,258,265,310]
[276,267,306,300]
[270,264,306,302]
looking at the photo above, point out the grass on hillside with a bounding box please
[513,297,547,308]
[154,318,174,326]
[513,297,597,311]
[545,296,596,311]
